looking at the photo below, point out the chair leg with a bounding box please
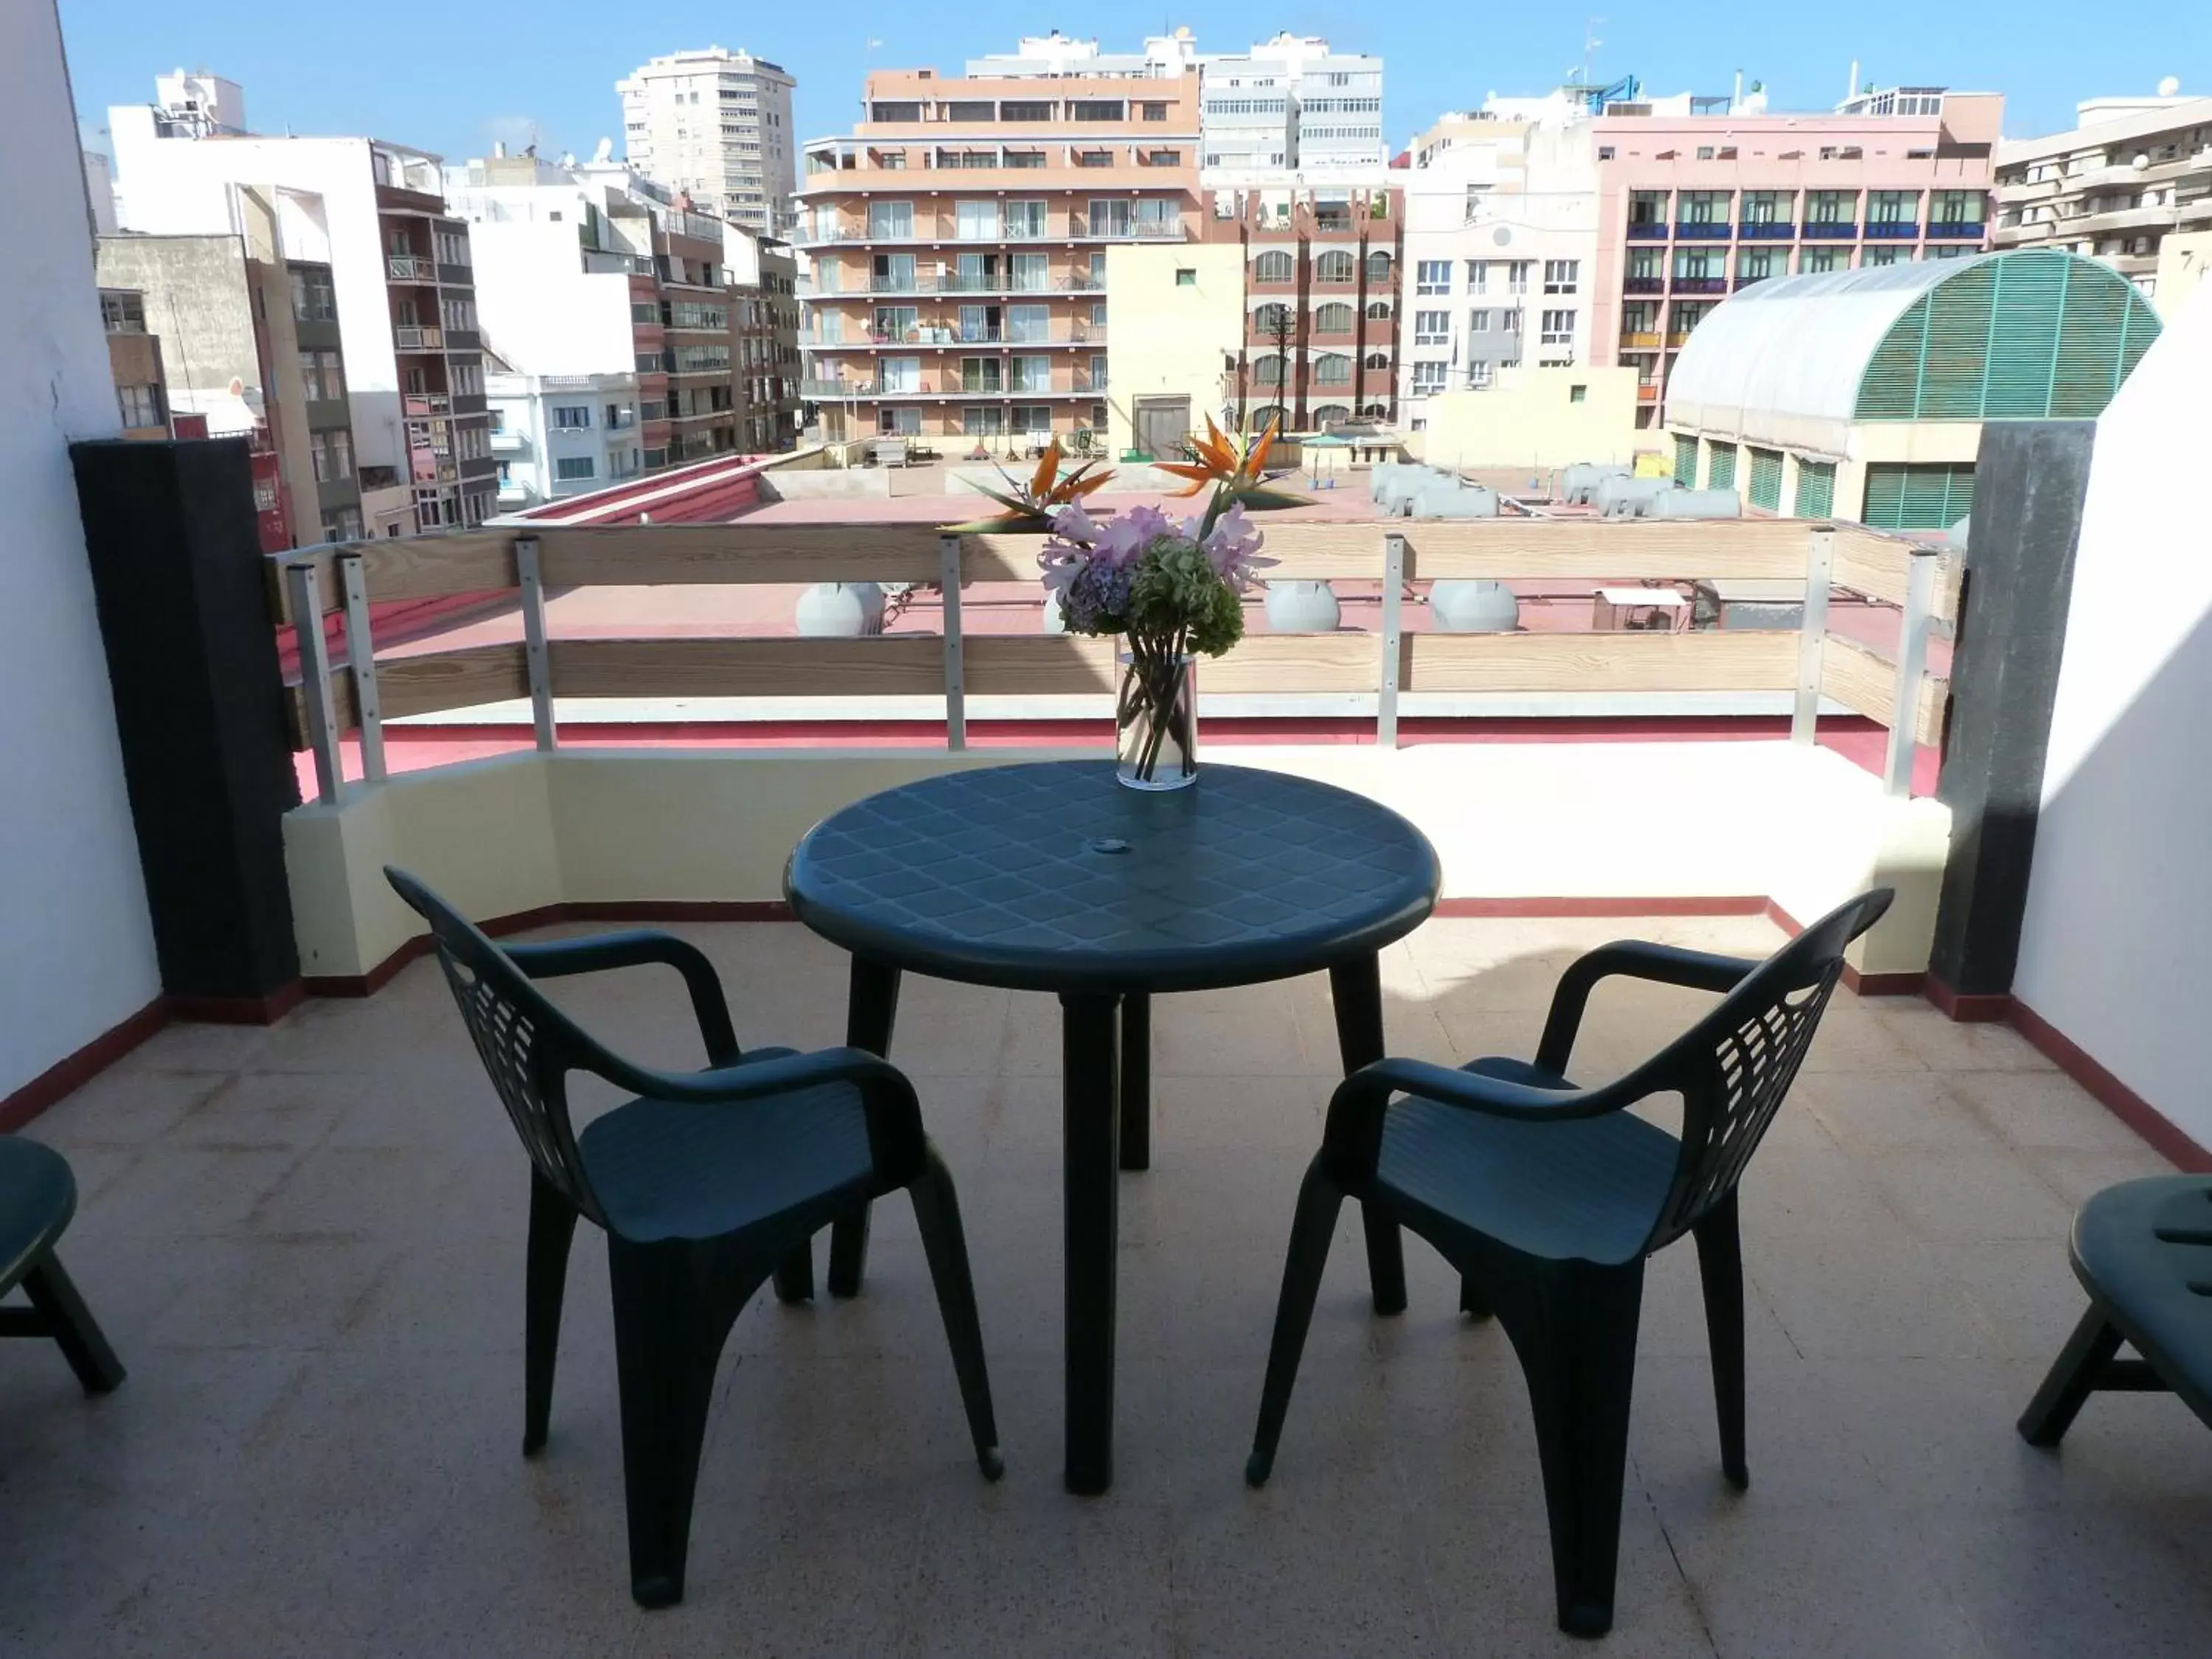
[1326,953,1406,1317]
[826,1207,871,1300]
[1692,1191,1749,1488]
[1459,1275,1493,1321]
[20,1252,125,1394]
[1496,1258,1646,1638]
[771,1240,815,1304]
[827,956,903,1301]
[908,1149,1004,1481]
[2019,1304,2125,1448]
[607,1238,744,1610]
[524,1172,579,1455]
[1246,1158,1346,1486]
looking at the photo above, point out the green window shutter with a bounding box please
[1747,447,1784,512]
[1707,442,1736,490]
[1792,459,1835,519]
[1863,462,1972,529]
[1674,433,1700,485]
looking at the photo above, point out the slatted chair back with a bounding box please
[386,869,612,1228]
[1635,890,1893,1253]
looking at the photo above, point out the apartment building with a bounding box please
[486,364,643,509]
[1994,89,2212,306]
[96,198,364,547]
[446,148,800,478]
[1592,83,2002,427]
[796,56,1204,449]
[1396,107,1600,427]
[108,75,496,534]
[964,30,1388,186]
[97,288,169,439]
[618,47,798,237]
[1217,184,1402,432]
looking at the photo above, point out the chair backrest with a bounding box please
[385,867,611,1227]
[1635,889,1892,1253]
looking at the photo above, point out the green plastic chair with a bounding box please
[0,1137,125,1395]
[1247,890,1893,1636]
[387,869,1001,1608]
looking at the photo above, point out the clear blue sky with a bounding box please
[62,0,2205,167]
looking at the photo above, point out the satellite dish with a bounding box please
[2158,76,2180,97]
[1492,226,1513,247]
[592,136,613,163]
[2133,153,2150,170]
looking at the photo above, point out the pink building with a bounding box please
[1591,88,2003,427]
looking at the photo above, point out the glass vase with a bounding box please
[1116,650,1198,791]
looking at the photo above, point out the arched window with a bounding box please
[1312,352,1352,386]
[1362,351,1391,370]
[1254,355,1285,388]
[1253,302,1293,335]
[1312,302,1354,334]
[1251,402,1287,432]
[1365,300,1392,320]
[1253,249,1294,282]
[1365,250,1393,284]
[1310,403,1352,428]
[1360,402,1390,419]
[1315,249,1355,283]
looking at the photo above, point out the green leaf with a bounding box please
[1232,487,1310,512]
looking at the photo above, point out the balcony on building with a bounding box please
[1801,220,1858,241]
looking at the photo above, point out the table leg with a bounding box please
[1062,991,1121,1495]
[1119,991,1150,1172]
[815,958,902,1302]
[1328,953,1406,1317]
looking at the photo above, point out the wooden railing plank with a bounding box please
[1404,630,1798,694]
[1401,519,1815,581]
[552,636,946,699]
[1820,634,1950,746]
[538,523,943,587]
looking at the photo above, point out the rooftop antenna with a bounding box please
[1846,59,1860,102]
[1581,18,1604,87]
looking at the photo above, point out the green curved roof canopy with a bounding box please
[1854,251,2161,421]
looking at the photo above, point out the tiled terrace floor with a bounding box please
[5,917,2210,1657]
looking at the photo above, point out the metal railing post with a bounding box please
[338,552,385,783]
[1378,532,1407,748]
[515,535,557,752]
[1793,527,1835,745]
[1883,547,1938,797]
[285,559,343,803]
[939,535,967,751]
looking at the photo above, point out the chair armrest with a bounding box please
[1321,1056,1624,1183]
[1535,942,1760,1076]
[604,1046,927,1179]
[503,931,741,1067]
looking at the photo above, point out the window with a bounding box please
[958,357,1002,393]
[1071,100,1125,122]
[555,456,597,481]
[1365,250,1391,284]
[1313,302,1354,333]
[1315,250,1355,284]
[1569,383,1587,403]
[1467,361,1492,389]
[553,405,591,430]
[868,200,914,238]
[456,424,487,461]
[1253,249,1294,282]
[1413,310,1450,345]
[1175,268,1196,287]
[1931,189,1986,226]
[1868,189,1920,226]
[1506,261,1530,295]
[1498,308,1521,334]
[440,297,476,333]
[1138,102,1169,122]
[1312,352,1352,386]
[290,269,335,321]
[1411,361,1446,394]
[1416,260,1452,295]
[879,356,922,392]
[1366,300,1391,321]
[636,351,664,374]
[1862,246,1907,266]
[945,100,995,122]
[1004,149,1045,169]
[1254,355,1284,388]
[310,428,352,482]
[1629,190,1669,226]
[1741,190,1791,225]
[871,102,922,122]
[435,229,470,266]
[1469,309,1489,333]
[963,406,1005,437]
[1009,355,1051,392]
[1800,246,1848,274]
[100,291,145,332]
[1736,248,1782,284]
[1144,150,1180,167]
[1253,302,1293,336]
[1805,189,1854,226]
[1543,260,1579,294]
[452,361,483,396]
[1001,100,1051,122]
[1363,351,1390,369]
[1540,310,1576,347]
[298,349,345,401]
[116,383,164,428]
[1006,199,1048,238]
[956,199,1000,240]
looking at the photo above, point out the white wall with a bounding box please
[0,2,161,1093]
[467,222,634,376]
[2014,282,2212,1147]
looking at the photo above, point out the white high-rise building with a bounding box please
[961,30,1387,187]
[617,46,797,237]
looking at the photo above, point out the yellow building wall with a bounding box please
[1104,243,1243,455]
[2154,231,2212,323]
[1407,366,1640,470]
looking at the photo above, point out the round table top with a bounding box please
[785,760,1441,995]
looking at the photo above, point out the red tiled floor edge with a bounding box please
[1763,899,1924,997]
[2008,998,2212,1174]
[0,996,170,1133]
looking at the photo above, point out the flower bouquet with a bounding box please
[1038,418,1300,789]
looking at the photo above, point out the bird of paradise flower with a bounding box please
[940,437,1115,535]
[1155,415,1308,536]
